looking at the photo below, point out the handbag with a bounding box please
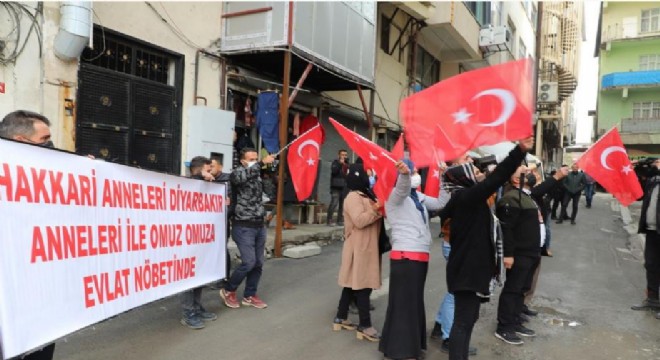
[378,218,391,254]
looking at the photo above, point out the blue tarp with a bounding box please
[601,70,660,89]
[256,92,280,153]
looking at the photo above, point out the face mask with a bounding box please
[572,170,578,174]
[369,176,376,188]
[525,173,537,187]
[245,161,258,168]
[39,140,55,148]
[410,174,422,189]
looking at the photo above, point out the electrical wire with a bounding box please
[144,2,204,50]
[81,9,107,62]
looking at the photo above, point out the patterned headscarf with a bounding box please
[443,163,478,194]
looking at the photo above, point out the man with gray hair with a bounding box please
[0,110,53,147]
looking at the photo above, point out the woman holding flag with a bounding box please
[379,159,450,360]
[333,163,383,342]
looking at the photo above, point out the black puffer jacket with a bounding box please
[230,164,265,227]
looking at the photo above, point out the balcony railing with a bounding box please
[603,22,660,42]
[621,118,660,133]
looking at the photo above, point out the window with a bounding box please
[507,18,516,54]
[410,45,439,89]
[640,54,660,70]
[641,8,660,33]
[531,5,538,29]
[465,2,491,26]
[380,14,390,54]
[518,39,527,59]
[633,102,660,119]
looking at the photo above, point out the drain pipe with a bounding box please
[53,1,93,61]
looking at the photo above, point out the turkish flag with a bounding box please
[424,162,441,197]
[401,58,534,167]
[288,124,324,201]
[391,134,404,160]
[576,127,643,207]
[329,118,398,203]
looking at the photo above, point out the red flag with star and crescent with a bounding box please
[401,58,534,167]
[288,124,324,201]
[424,161,442,197]
[576,127,642,207]
[329,118,398,203]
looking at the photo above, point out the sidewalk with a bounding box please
[227,223,344,261]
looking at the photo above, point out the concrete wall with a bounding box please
[598,88,659,130]
[1,1,223,175]
[601,40,660,73]
[602,1,660,39]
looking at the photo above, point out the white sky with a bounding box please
[574,1,601,144]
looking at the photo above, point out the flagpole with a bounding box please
[271,124,321,158]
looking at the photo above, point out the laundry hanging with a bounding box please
[256,91,280,153]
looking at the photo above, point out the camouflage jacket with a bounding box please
[230,164,265,226]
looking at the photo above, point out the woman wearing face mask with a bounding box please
[334,163,383,341]
[379,159,450,360]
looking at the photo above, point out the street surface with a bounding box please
[55,193,659,359]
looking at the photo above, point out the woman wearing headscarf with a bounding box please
[333,163,383,341]
[440,137,534,360]
[379,159,450,360]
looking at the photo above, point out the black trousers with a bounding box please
[551,196,562,218]
[449,291,481,360]
[12,343,56,360]
[336,287,372,327]
[379,259,428,360]
[497,255,540,332]
[645,231,660,298]
[560,191,581,221]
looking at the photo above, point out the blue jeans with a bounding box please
[435,241,454,340]
[181,287,203,316]
[584,183,595,206]
[226,225,266,298]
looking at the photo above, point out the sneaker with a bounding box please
[631,298,660,311]
[242,295,268,309]
[180,313,205,330]
[515,324,536,337]
[219,289,240,309]
[518,313,530,324]
[440,339,477,356]
[197,307,218,321]
[656,312,660,320]
[495,330,524,345]
[571,220,576,225]
[430,322,443,340]
[522,305,538,317]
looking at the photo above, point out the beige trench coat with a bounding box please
[337,191,382,290]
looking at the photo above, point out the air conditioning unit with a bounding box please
[538,82,559,103]
[479,25,511,52]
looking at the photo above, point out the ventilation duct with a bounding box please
[53,1,93,61]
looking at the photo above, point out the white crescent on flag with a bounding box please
[599,146,627,170]
[474,89,516,127]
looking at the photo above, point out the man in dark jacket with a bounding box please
[220,148,274,310]
[631,158,660,318]
[556,163,587,225]
[327,149,349,226]
[439,136,534,360]
[494,165,566,345]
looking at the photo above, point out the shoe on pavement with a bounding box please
[571,220,576,225]
[242,295,268,309]
[515,324,536,337]
[197,307,218,321]
[518,313,530,324]
[440,339,477,356]
[430,322,442,340]
[522,305,538,317]
[656,312,660,320]
[180,313,205,330]
[631,298,660,311]
[219,289,240,309]
[495,330,524,345]
[556,220,563,224]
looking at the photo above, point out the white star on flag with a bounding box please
[621,165,633,175]
[369,152,378,161]
[452,108,472,124]
[433,169,440,178]
[307,158,315,166]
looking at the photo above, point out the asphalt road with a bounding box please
[55,192,659,359]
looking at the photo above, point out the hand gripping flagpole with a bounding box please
[271,124,321,158]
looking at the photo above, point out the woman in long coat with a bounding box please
[334,163,383,341]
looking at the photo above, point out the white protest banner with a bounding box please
[0,139,226,358]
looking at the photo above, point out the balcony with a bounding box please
[418,2,481,61]
[621,118,660,133]
[602,21,660,43]
[601,70,660,90]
